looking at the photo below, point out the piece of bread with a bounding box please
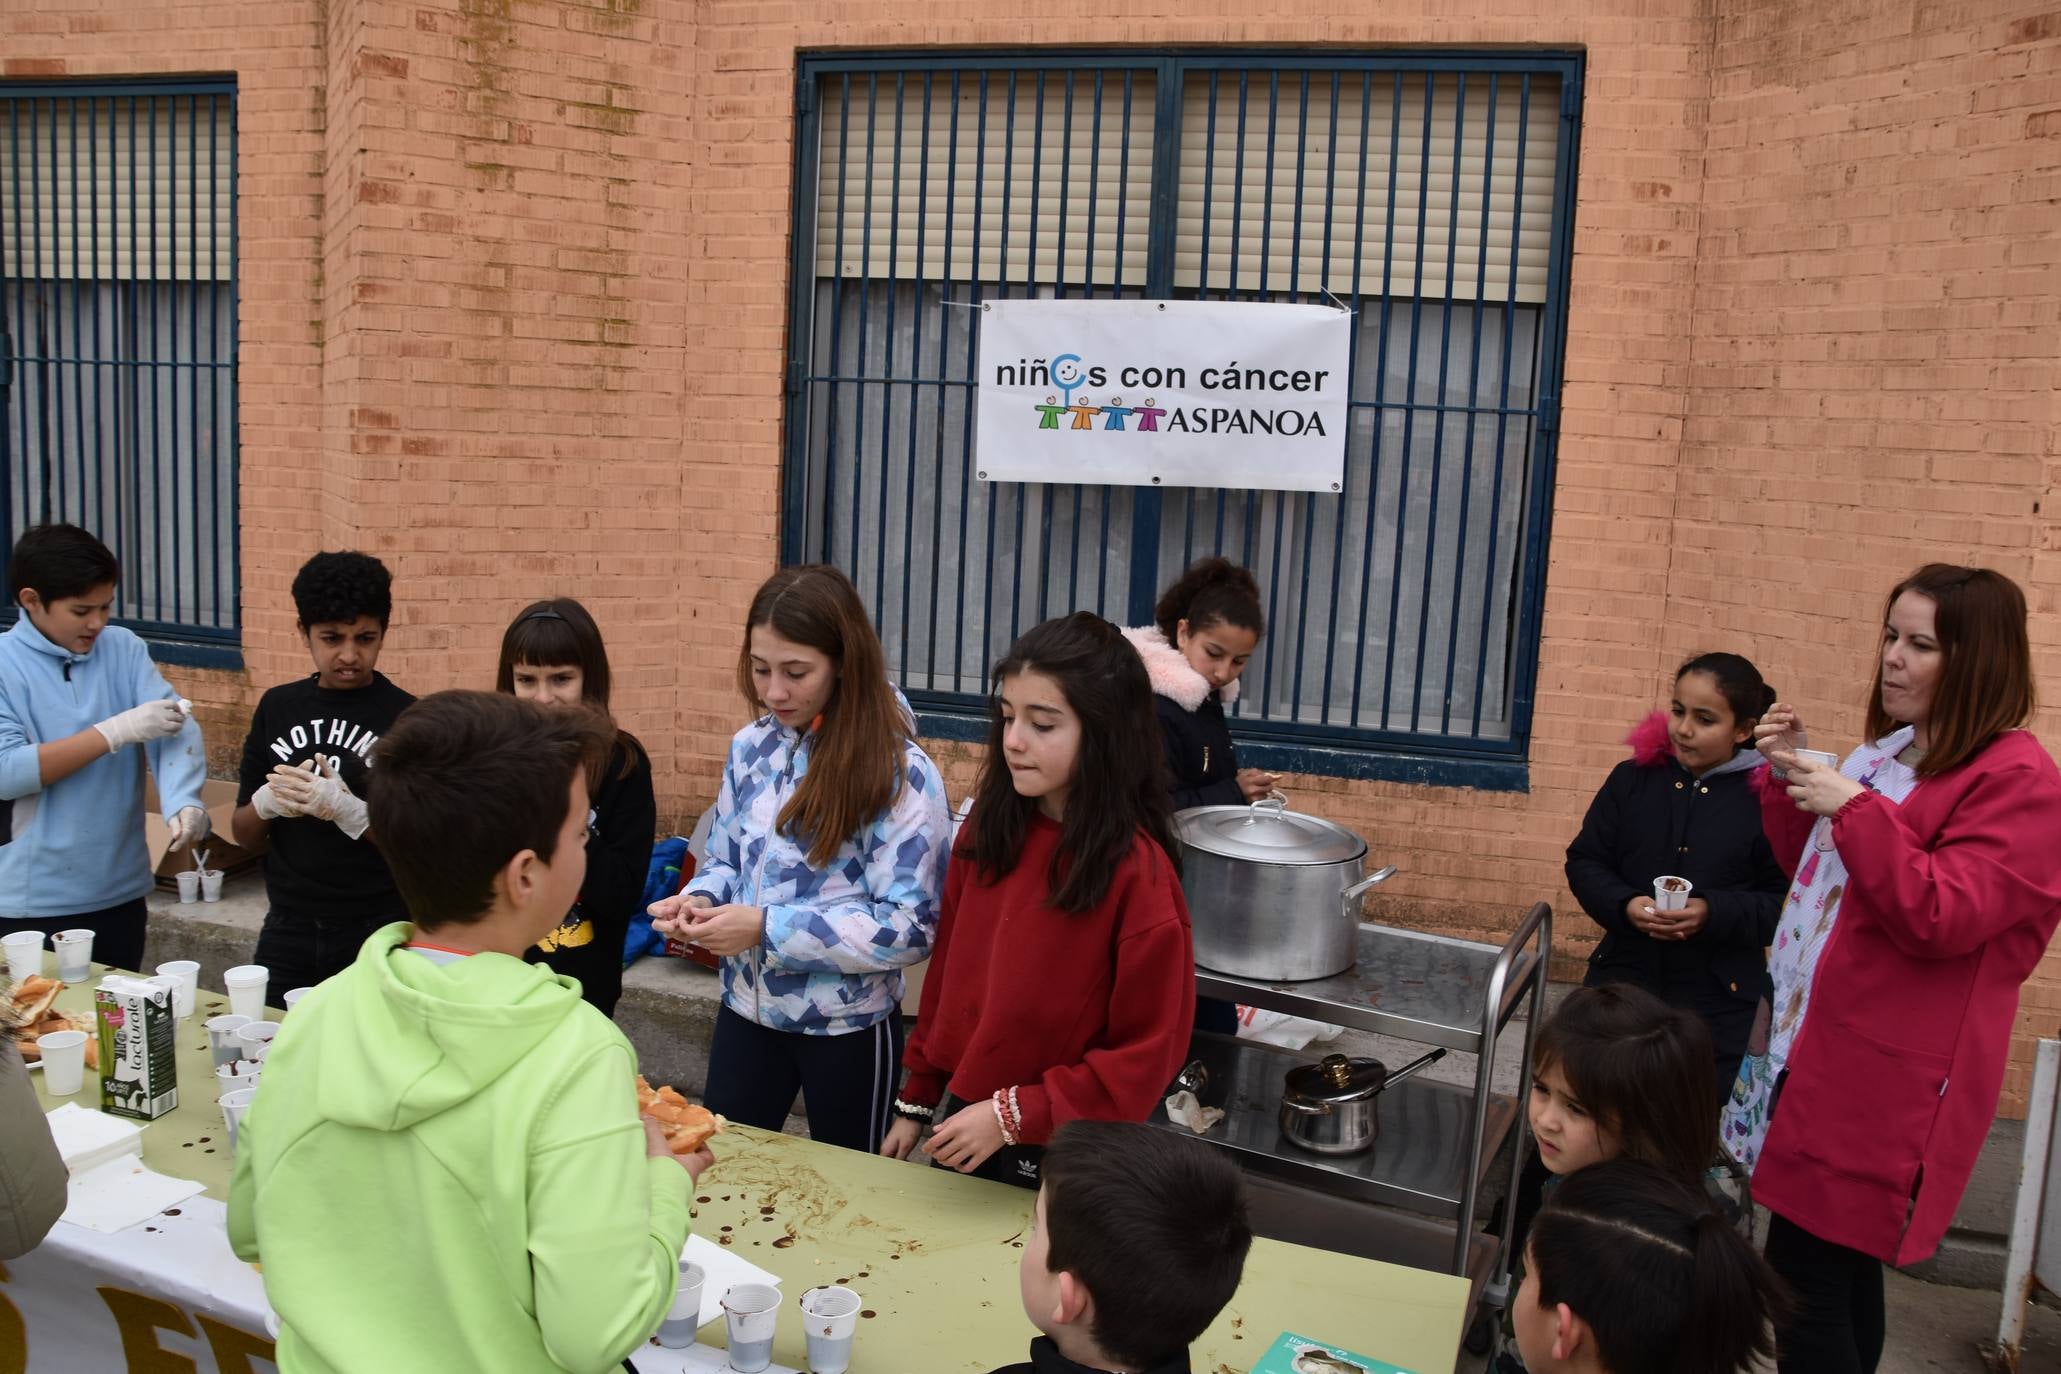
[636,1074,725,1154]
[10,975,62,1026]
[14,1008,97,1069]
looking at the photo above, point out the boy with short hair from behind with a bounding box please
[995,1120,1252,1374]
[232,551,415,995]
[228,690,706,1374]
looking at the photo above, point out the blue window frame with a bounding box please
[784,52,1582,788]
[0,78,240,668]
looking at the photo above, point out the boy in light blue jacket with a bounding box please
[0,525,208,970]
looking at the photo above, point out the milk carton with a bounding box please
[95,975,179,1119]
[1249,1331,1418,1374]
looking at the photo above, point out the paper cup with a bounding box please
[154,960,200,1018]
[2,931,44,982]
[655,1260,707,1348]
[36,1029,88,1096]
[1653,876,1692,912]
[235,1022,279,1058]
[221,1087,256,1149]
[50,928,95,982]
[201,869,224,902]
[1794,748,1840,771]
[282,987,314,1013]
[215,1060,264,1099]
[206,1014,253,1067]
[722,1283,784,1374]
[176,871,201,903]
[223,965,269,1020]
[801,1286,861,1374]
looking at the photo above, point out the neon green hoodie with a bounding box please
[228,923,693,1373]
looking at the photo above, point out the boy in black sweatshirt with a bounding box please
[231,552,415,998]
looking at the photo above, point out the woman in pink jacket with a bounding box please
[1722,565,2061,1374]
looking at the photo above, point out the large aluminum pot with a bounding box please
[1176,794,1396,981]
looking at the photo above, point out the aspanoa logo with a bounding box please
[991,348,1333,437]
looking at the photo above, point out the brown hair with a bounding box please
[738,565,907,868]
[495,597,645,776]
[368,691,613,930]
[1865,564,2034,776]
[1153,556,1264,642]
[1040,1121,1253,1369]
[1532,984,1716,1184]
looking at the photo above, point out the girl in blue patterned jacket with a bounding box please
[650,565,951,1152]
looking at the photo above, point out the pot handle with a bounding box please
[1279,1094,1333,1117]
[1342,865,1398,907]
[1245,790,1290,822]
[1377,1046,1447,1093]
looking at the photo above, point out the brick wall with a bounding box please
[6,0,2056,1111]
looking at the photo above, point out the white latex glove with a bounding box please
[302,758,370,841]
[166,806,211,852]
[251,782,302,822]
[94,699,187,752]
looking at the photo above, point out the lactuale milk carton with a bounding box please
[95,974,178,1119]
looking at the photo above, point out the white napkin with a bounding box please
[680,1231,783,1330]
[1164,1089,1224,1135]
[44,1102,146,1174]
[60,1155,207,1235]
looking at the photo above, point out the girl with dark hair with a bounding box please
[1123,557,1277,811]
[1565,652,1789,1093]
[648,565,951,1153]
[1516,1159,1786,1374]
[881,612,1198,1188]
[1728,565,2061,1373]
[1498,984,1742,1373]
[494,597,656,1016]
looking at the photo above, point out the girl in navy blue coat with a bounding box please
[1564,653,1789,1095]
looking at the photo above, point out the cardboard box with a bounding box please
[1248,1332,1419,1374]
[95,975,179,1119]
[143,776,264,886]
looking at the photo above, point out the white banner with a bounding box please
[974,299,1351,492]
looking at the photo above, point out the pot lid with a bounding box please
[1176,795,1367,865]
[1283,1054,1384,1103]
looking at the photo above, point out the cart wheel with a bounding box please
[1463,1306,1495,1356]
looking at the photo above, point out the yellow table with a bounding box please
[34,975,1470,1374]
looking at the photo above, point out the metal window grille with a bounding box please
[783,54,1580,776]
[0,80,239,653]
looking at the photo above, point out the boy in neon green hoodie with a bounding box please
[229,690,706,1373]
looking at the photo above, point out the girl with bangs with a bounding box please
[1731,566,2061,1372]
[882,612,1198,1188]
[494,597,655,1016]
[649,566,951,1153]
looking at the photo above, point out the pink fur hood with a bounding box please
[1626,709,1767,778]
[1122,625,1240,712]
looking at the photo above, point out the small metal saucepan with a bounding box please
[1278,1047,1447,1156]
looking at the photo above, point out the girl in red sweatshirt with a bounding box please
[881,612,1198,1188]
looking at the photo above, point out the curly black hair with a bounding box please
[291,551,395,629]
[1152,556,1264,642]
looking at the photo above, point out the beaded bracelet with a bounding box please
[892,1098,934,1121]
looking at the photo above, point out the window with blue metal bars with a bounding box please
[0,79,239,661]
[783,54,1579,783]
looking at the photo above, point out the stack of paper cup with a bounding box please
[223,965,269,1020]
[154,960,200,1018]
[801,1286,862,1374]
[2,931,44,982]
[53,929,95,982]
[36,1029,89,1096]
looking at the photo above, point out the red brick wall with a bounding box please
[7,0,2056,1110]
